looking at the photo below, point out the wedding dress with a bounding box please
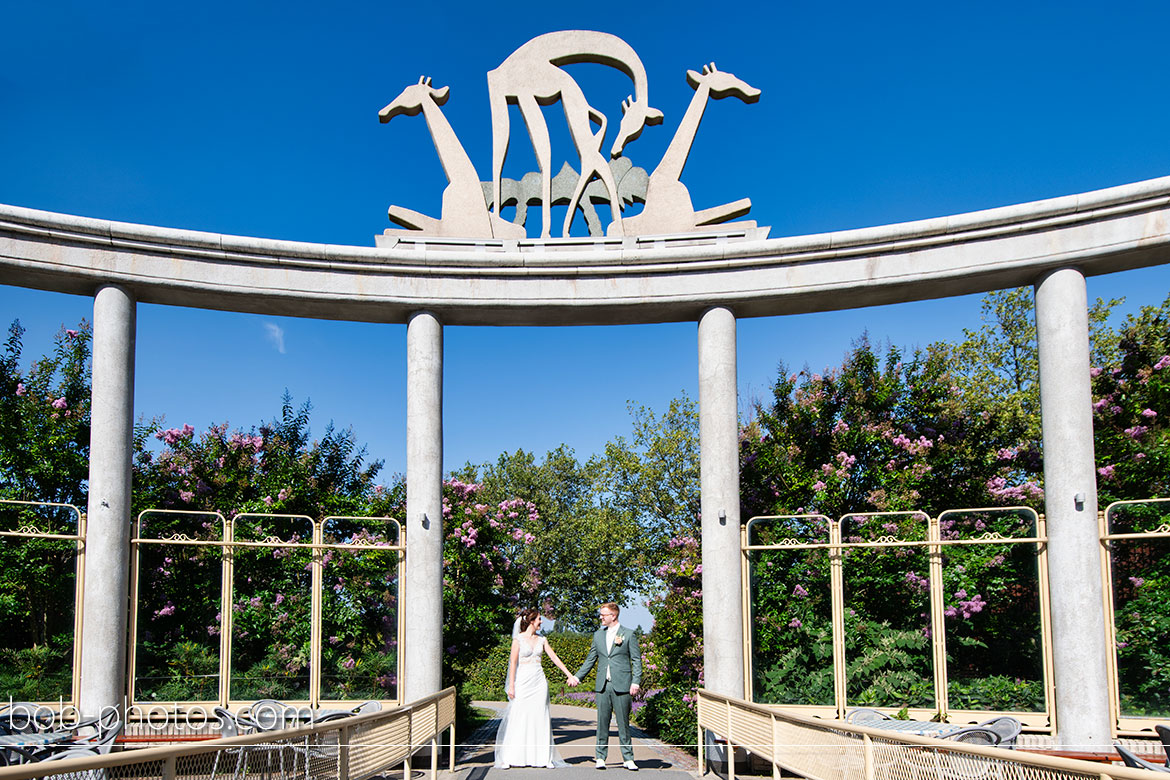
[494,636,567,768]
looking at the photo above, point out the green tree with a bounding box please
[0,320,92,700]
[0,320,92,505]
[452,447,644,631]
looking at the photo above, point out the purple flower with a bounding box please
[262,495,274,506]
[788,617,802,628]
[811,480,827,492]
[1097,465,1115,480]
[792,584,808,597]
[1129,576,1145,587]
[51,397,67,409]
[1155,355,1170,370]
[1142,408,1157,419]
[14,383,25,396]
[342,656,356,670]
[179,490,195,502]
[1124,425,1149,440]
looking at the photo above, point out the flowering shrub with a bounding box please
[0,321,91,701]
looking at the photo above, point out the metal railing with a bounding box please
[127,510,404,709]
[0,687,456,780]
[696,689,1151,780]
[743,507,1051,728]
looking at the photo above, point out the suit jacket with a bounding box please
[576,625,642,693]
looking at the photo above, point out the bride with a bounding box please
[494,609,578,769]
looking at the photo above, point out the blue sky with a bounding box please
[4,2,1170,627]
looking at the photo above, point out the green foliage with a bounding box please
[634,685,697,753]
[0,635,73,701]
[947,675,1044,711]
[0,320,92,505]
[460,632,595,701]
[451,447,644,631]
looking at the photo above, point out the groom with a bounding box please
[573,602,642,770]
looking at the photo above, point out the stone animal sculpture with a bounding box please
[487,30,663,239]
[482,157,649,238]
[379,77,524,239]
[619,63,761,236]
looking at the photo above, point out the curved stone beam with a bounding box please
[2,176,1170,327]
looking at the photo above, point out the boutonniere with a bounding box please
[613,634,624,645]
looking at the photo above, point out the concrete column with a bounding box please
[404,311,443,702]
[1035,268,1111,748]
[80,284,136,717]
[697,306,744,698]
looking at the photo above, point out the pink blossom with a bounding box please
[1129,576,1145,587]
[262,495,274,506]
[342,656,356,670]
[788,617,802,628]
[1155,355,1170,370]
[277,488,290,501]
[792,584,808,597]
[1124,425,1149,440]
[1097,465,1115,480]
[51,397,67,409]
[179,490,195,502]
[831,420,849,434]
[14,383,25,396]
[1142,408,1157,419]
[811,480,826,492]
[1090,366,1103,377]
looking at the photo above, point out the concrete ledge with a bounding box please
[3,174,1170,325]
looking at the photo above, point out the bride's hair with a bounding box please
[519,609,540,633]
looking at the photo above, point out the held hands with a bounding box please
[630,684,640,696]
[566,675,580,687]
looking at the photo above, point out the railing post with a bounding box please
[863,733,874,780]
[339,724,350,780]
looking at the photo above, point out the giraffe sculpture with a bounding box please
[379,77,524,239]
[618,63,761,236]
[487,30,663,239]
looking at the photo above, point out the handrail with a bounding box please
[696,689,1151,780]
[0,687,456,780]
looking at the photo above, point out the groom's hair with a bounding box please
[600,602,620,615]
[519,609,540,632]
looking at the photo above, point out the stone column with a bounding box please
[1035,268,1111,747]
[80,284,136,718]
[697,306,744,698]
[404,311,443,702]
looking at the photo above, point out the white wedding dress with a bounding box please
[494,636,567,768]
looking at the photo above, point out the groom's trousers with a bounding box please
[595,681,634,761]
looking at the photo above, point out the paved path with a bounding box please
[446,702,698,780]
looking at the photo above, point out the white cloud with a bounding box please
[264,322,286,354]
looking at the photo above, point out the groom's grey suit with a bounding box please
[575,624,642,761]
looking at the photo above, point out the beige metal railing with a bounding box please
[1101,498,1170,734]
[0,687,456,780]
[744,507,1051,729]
[128,509,404,710]
[0,499,85,708]
[697,689,1151,780]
